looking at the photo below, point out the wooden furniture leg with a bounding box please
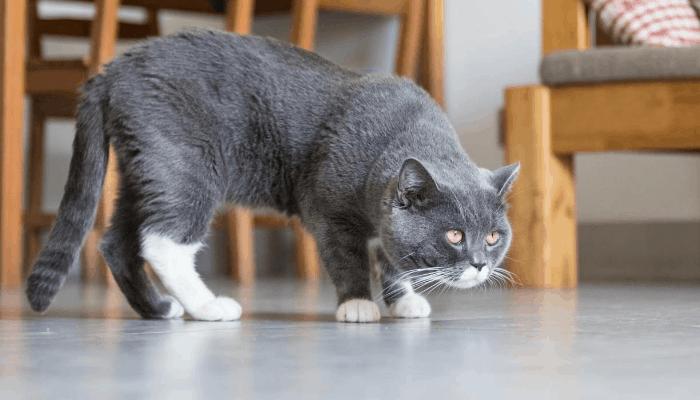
[225,0,254,33]
[27,0,41,57]
[222,0,257,284]
[24,0,43,272]
[292,218,320,281]
[83,0,121,283]
[25,102,46,271]
[395,0,423,79]
[421,0,444,106]
[227,207,255,285]
[504,86,577,288]
[145,7,159,36]
[288,0,326,280]
[291,0,319,50]
[0,0,27,288]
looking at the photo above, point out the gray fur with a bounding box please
[26,30,518,317]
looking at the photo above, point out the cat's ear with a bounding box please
[490,162,520,198]
[395,158,438,208]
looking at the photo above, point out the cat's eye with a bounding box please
[446,229,464,245]
[485,231,500,246]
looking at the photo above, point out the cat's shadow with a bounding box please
[243,312,337,323]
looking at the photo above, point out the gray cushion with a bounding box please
[540,46,700,85]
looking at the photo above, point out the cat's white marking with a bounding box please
[163,295,185,319]
[141,234,241,321]
[477,266,490,281]
[390,291,432,318]
[190,296,242,321]
[460,266,478,281]
[448,265,491,289]
[336,299,381,323]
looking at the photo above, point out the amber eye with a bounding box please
[446,230,464,245]
[485,231,500,246]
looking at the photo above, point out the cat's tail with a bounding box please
[26,76,110,312]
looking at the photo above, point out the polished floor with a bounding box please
[1,279,699,400]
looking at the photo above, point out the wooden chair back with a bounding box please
[542,0,590,54]
[542,0,617,54]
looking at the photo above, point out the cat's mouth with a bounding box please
[443,265,491,289]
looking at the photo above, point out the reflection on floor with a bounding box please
[1,279,699,399]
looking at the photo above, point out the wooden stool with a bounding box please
[24,0,159,282]
[291,0,445,105]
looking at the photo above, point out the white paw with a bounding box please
[163,295,185,319]
[390,293,431,319]
[189,296,242,321]
[336,299,381,323]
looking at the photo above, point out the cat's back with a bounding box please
[102,30,353,93]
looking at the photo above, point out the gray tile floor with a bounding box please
[1,280,699,400]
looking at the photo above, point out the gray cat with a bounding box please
[26,30,519,322]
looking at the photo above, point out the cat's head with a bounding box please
[379,158,519,289]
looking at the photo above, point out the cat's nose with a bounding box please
[470,262,486,271]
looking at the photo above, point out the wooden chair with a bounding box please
[290,0,444,104]
[23,0,445,286]
[503,0,700,288]
[25,0,304,286]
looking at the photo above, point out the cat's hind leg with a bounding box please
[137,189,241,321]
[101,194,184,319]
[141,234,241,321]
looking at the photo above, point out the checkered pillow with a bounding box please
[589,0,700,46]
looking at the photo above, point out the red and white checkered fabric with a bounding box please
[589,0,700,46]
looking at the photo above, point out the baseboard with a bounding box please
[578,221,700,282]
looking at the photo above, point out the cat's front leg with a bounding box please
[314,222,380,323]
[377,250,431,319]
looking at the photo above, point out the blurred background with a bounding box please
[33,0,700,282]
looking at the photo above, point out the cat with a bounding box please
[26,30,519,323]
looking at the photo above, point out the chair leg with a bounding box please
[292,219,320,281]
[221,1,257,284]
[27,0,42,58]
[0,0,27,288]
[227,207,255,285]
[145,7,160,37]
[225,0,254,34]
[290,0,319,50]
[395,0,424,79]
[504,86,578,288]
[419,0,444,107]
[24,103,46,273]
[82,230,104,281]
[83,0,121,284]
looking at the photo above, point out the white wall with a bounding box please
[37,0,700,226]
[443,0,700,223]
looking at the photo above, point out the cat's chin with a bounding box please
[444,266,490,289]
